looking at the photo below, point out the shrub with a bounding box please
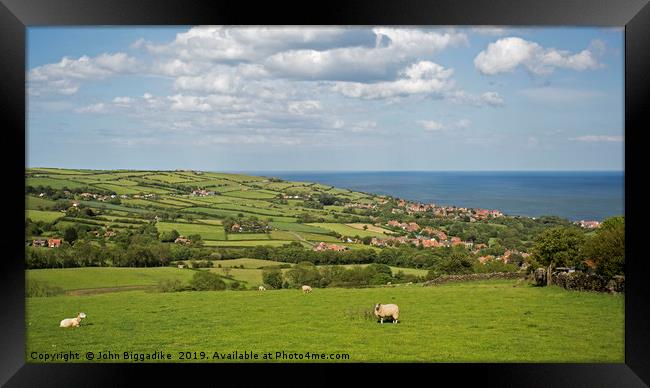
[189,271,226,291]
[156,279,188,292]
[262,268,283,289]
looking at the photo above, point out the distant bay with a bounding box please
[240,171,624,222]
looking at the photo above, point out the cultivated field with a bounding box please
[26,280,624,362]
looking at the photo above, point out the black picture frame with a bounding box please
[1,0,648,386]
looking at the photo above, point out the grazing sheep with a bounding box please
[258,286,266,291]
[59,312,86,328]
[386,282,392,286]
[374,303,399,324]
[302,285,312,293]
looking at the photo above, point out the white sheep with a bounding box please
[59,312,86,328]
[374,303,399,324]
[302,285,312,294]
[258,286,266,291]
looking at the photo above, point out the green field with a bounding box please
[203,240,295,247]
[26,280,624,362]
[27,177,89,190]
[26,267,195,292]
[223,190,279,199]
[269,222,330,234]
[211,258,292,269]
[226,233,271,240]
[26,196,57,210]
[156,221,226,240]
[26,210,65,223]
[307,223,389,238]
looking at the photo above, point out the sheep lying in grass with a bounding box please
[374,303,399,324]
[258,286,266,291]
[302,285,312,294]
[60,312,86,328]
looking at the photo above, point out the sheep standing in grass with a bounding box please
[60,312,86,328]
[302,285,312,294]
[374,303,399,324]
[259,286,266,291]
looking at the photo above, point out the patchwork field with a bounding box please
[156,222,226,241]
[26,210,65,223]
[26,280,624,362]
[307,223,391,238]
[27,267,195,292]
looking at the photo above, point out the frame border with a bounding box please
[1,0,648,386]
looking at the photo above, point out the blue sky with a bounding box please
[27,26,624,171]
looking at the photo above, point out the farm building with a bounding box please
[47,239,62,248]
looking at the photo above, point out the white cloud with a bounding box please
[152,59,205,76]
[28,52,139,95]
[147,26,347,63]
[332,61,455,99]
[112,96,133,106]
[418,119,471,132]
[570,135,623,142]
[349,120,377,133]
[447,90,504,107]
[265,28,467,80]
[167,94,212,112]
[474,37,604,75]
[287,100,322,115]
[417,120,444,131]
[76,103,107,113]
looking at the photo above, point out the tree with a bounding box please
[531,226,585,268]
[262,268,283,289]
[160,229,180,242]
[581,216,624,277]
[189,271,226,291]
[64,227,78,244]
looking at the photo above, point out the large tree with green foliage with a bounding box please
[581,216,624,277]
[262,268,283,289]
[531,226,585,268]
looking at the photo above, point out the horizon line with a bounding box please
[26,166,625,173]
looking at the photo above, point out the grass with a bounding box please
[346,223,395,235]
[26,210,65,223]
[26,267,195,292]
[211,258,292,269]
[25,280,624,362]
[328,264,428,277]
[26,195,57,210]
[223,190,279,199]
[269,222,329,233]
[27,177,89,190]
[226,233,271,240]
[307,223,389,238]
[78,201,151,214]
[156,221,226,240]
[203,240,295,247]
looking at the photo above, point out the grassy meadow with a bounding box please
[26,279,624,363]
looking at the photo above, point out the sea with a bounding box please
[239,171,624,222]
